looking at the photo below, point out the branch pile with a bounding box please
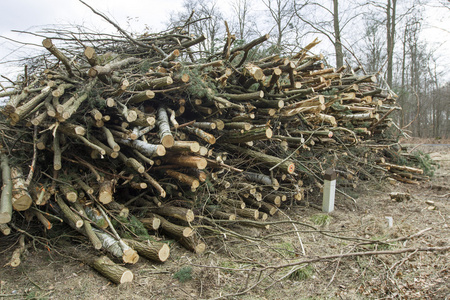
[0,20,425,283]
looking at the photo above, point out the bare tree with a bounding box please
[386,0,397,87]
[169,0,224,57]
[360,18,386,73]
[363,1,422,86]
[230,0,257,41]
[332,0,344,67]
[262,0,298,54]
[294,0,359,68]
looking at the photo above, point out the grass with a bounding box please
[24,289,51,300]
[276,242,296,258]
[173,266,193,283]
[369,235,395,250]
[288,265,314,281]
[310,214,332,226]
[219,261,238,274]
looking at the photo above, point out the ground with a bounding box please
[0,142,449,300]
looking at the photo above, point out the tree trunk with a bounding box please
[386,0,397,87]
[333,0,344,68]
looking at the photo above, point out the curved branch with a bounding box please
[78,0,151,49]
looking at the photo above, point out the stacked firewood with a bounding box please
[0,22,419,283]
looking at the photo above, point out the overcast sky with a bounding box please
[0,0,189,81]
[1,0,449,84]
[0,0,184,34]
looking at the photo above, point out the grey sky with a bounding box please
[0,0,182,34]
[0,0,184,81]
[1,0,449,84]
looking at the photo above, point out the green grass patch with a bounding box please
[276,242,296,258]
[288,265,314,281]
[369,236,395,250]
[173,266,193,283]
[219,261,238,274]
[310,214,332,226]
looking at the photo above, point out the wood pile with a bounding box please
[0,16,424,283]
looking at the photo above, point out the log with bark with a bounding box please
[88,255,134,284]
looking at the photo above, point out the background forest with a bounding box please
[167,0,450,139]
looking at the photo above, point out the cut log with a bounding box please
[389,192,411,202]
[102,127,120,152]
[140,216,161,231]
[378,163,424,175]
[178,234,206,254]
[106,201,129,218]
[10,167,32,211]
[118,153,145,173]
[142,172,166,198]
[226,144,295,174]
[72,201,103,250]
[37,132,50,150]
[0,223,11,235]
[0,154,13,224]
[149,206,195,223]
[55,194,83,229]
[186,126,216,144]
[88,255,134,284]
[92,228,139,264]
[53,132,62,170]
[75,178,94,195]
[88,57,140,77]
[60,184,78,203]
[263,193,282,207]
[123,239,170,262]
[9,234,25,267]
[233,207,259,220]
[171,141,200,153]
[42,38,75,77]
[221,198,246,209]
[244,171,279,190]
[89,136,119,159]
[60,78,98,120]
[119,139,166,157]
[163,155,207,170]
[152,213,194,238]
[205,206,236,220]
[157,106,174,148]
[222,91,264,102]
[98,180,114,204]
[134,76,173,91]
[166,170,200,190]
[9,88,52,125]
[128,90,155,104]
[84,46,97,66]
[258,201,278,215]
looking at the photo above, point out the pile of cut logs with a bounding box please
[0,20,424,283]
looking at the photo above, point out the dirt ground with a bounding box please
[1,143,449,300]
